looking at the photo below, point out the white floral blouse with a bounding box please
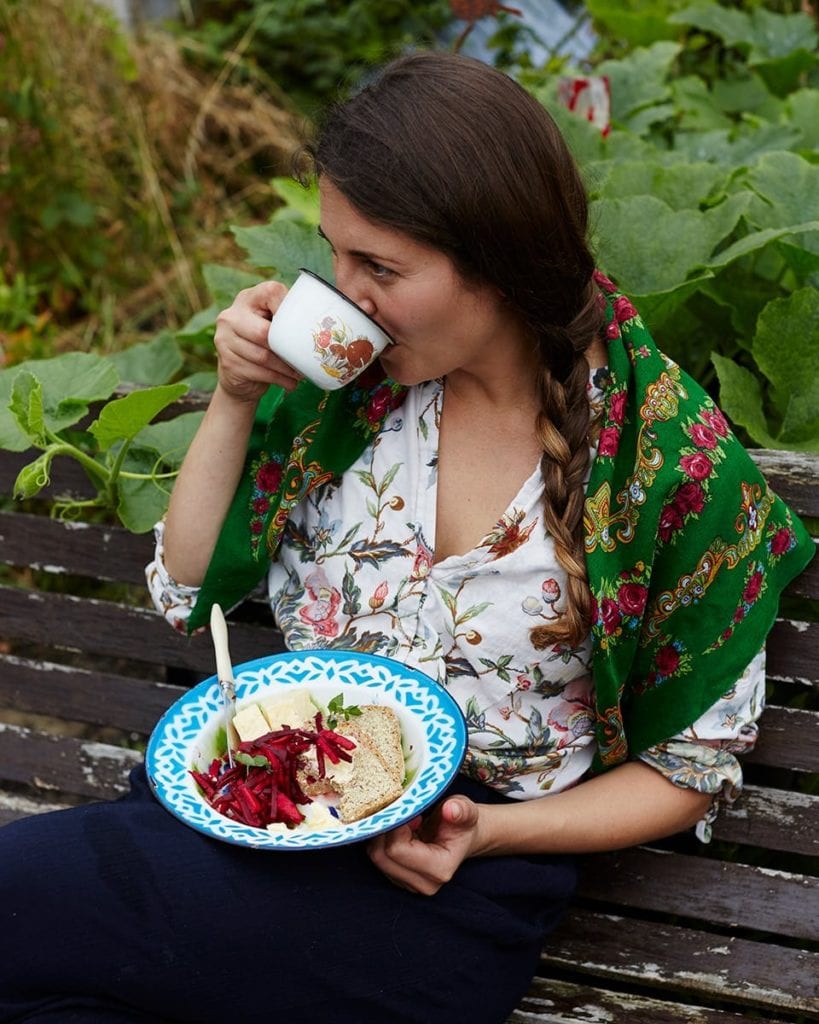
[147,372,766,842]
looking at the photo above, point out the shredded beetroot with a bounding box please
[190,718,356,830]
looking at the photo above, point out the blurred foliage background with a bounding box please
[0,0,817,528]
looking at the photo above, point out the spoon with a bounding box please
[210,602,239,767]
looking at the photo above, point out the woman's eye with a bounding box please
[369,261,393,279]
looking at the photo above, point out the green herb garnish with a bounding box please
[234,751,270,768]
[326,693,362,730]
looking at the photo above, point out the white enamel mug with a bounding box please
[267,268,394,390]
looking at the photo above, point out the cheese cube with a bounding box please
[259,690,317,732]
[232,703,272,742]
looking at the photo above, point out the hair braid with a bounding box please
[529,286,602,650]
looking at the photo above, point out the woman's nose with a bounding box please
[336,267,377,318]
[355,294,378,317]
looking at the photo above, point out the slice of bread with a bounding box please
[340,706,404,783]
[336,744,404,823]
[334,704,405,823]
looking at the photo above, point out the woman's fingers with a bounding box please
[213,281,301,397]
[368,798,484,895]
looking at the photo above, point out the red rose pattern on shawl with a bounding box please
[706,515,801,652]
[248,453,284,554]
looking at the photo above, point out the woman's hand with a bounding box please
[367,796,483,895]
[214,281,303,402]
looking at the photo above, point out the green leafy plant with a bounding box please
[0,341,203,531]
[524,3,819,451]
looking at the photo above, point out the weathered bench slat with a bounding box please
[786,542,819,599]
[1,586,282,673]
[748,449,819,516]
[743,704,819,771]
[0,511,152,586]
[0,654,185,735]
[541,909,819,1016]
[576,846,819,942]
[713,784,819,856]
[508,977,794,1024]
[0,724,140,802]
[765,618,819,687]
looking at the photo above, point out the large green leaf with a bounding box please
[668,6,817,111]
[135,410,204,471]
[754,50,817,99]
[89,383,189,451]
[585,0,682,47]
[745,151,819,229]
[672,120,800,166]
[744,8,817,61]
[592,192,746,296]
[671,76,733,133]
[8,371,46,447]
[597,42,681,123]
[712,347,819,453]
[704,221,819,271]
[178,371,217,392]
[785,89,819,153]
[710,72,782,118]
[669,3,751,47]
[744,151,819,259]
[201,264,264,310]
[271,176,321,225]
[232,218,333,285]
[774,239,819,278]
[0,353,119,451]
[753,289,819,425]
[116,445,175,533]
[700,271,781,343]
[175,304,219,344]
[711,353,779,449]
[670,5,817,61]
[778,377,819,447]
[631,276,712,331]
[591,159,728,210]
[109,332,183,387]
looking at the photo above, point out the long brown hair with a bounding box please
[309,51,603,648]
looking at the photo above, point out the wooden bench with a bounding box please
[1,443,817,1023]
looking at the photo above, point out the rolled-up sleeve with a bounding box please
[145,520,201,634]
[637,648,766,842]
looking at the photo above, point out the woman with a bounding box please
[0,52,812,1024]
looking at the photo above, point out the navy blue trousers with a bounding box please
[0,767,576,1024]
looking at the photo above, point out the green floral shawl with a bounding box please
[189,273,814,771]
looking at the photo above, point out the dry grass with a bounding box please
[0,0,307,355]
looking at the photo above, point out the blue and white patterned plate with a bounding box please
[146,650,467,850]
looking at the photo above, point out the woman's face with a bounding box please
[318,178,528,387]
